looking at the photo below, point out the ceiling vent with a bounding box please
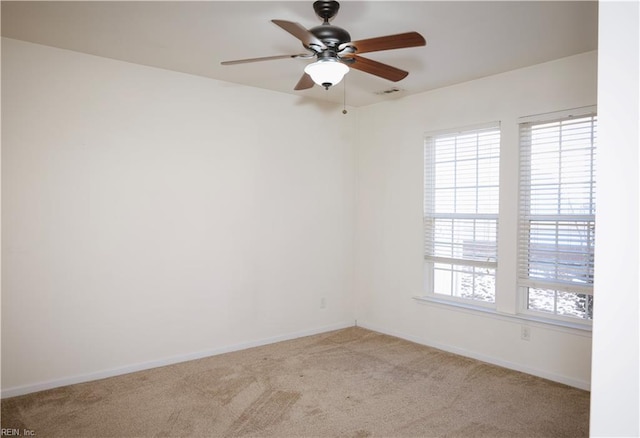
[374,87,403,96]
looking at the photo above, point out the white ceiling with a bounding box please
[1,1,598,107]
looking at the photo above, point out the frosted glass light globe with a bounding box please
[304,59,349,89]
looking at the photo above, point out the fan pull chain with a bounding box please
[342,76,348,114]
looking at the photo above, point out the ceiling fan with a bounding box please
[221,0,426,90]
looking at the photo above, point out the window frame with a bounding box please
[516,107,597,326]
[423,122,501,308]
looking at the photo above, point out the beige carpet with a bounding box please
[1,327,589,437]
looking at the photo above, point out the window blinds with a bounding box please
[518,113,597,295]
[424,125,500,269]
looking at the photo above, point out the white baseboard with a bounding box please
[356,321,591,391]
[1,321,354,399]
[3,319,589,398]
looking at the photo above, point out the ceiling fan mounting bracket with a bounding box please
[313,1,340,23]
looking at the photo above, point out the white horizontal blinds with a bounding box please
[518,113,597,297]
[424,124,500,303]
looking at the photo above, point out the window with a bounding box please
[424,124,500,305]
[518,109,597,321]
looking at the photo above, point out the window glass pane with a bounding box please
[477,156,499,186]
[557,291,594,319]
[473,270,496,303]
[456,135,479,159]
[434,188,455,212]
[477,133,500,156]
[455,188,477,213]
[475,219,496,241]
[454,266,475,298]
[530,185,559,215]
[526,220,595,284]
[530,151,560,183]
[434,138,455,161]
[477,187,499,214]
[527,288,555,314]
[435,161,455,187]
[431,272,497,301]
[433,264,452,296]
[433,218,454,259]
[560,183,593,215]
[433,263,496,303]
[456,159,477,187]
[528,288,594,320]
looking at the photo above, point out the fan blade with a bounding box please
[272,19,326,50]
[221,54,309,65]
[342,32,426,54]
[294,73,315,90]
[348,55,409,82]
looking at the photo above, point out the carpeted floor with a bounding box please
[1,327,590,437]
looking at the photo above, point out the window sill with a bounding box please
[413,295,592,337]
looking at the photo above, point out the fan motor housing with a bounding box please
[309,24,351,47]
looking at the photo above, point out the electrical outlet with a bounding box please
[320,297,326,309]
[521,326,531,341]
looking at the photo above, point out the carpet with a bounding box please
[1,327,590,437]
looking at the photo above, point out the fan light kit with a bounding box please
[221,0,426,91]
[304,59,349,89]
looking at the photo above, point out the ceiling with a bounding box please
[1,1,598,108]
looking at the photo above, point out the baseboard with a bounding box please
[356,321,591,391]
[4,319,590,398]
[1,321,355,399]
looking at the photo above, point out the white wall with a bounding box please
[354,51,597,389]
[590,1,640,436]
[1,38,356,396]
[1,35,613,401]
